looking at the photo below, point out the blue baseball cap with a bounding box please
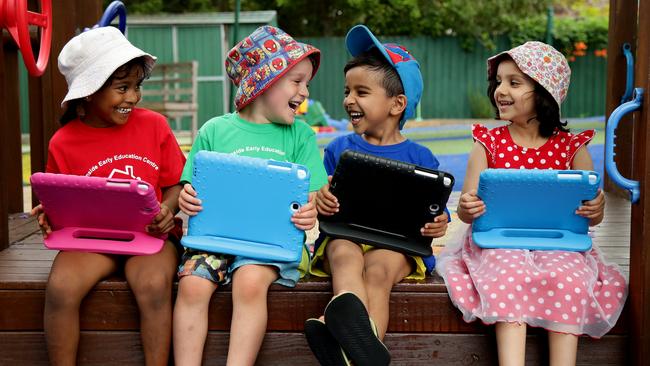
[345,25,423,129]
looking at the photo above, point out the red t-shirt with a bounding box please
[46,108,186,201]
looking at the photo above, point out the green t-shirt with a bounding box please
[181,112,327,191]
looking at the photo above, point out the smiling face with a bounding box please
[343,65,401,135]
[492,59,537,125]
[255,57,313,124]
[82,64,145,128]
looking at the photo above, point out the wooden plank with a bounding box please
[0,332,627,366]
[0,267,51,275]
[0,288,628,334]
[629,0,650,364]
[8,214,39,243]
[0,260,54,268]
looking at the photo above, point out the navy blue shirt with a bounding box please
[323,133,439,175]
[321,133,447,273]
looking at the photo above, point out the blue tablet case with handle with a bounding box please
[472,169,600,252]
[181,151,310,262]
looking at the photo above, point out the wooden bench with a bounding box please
[139,61,199,141]
[0,193,631,365]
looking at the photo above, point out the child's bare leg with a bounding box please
[495,322,527,366]
[227,264,278,366]
[173,275,219,366]
[362,249,412,339]
[124,241,178,366]
[548,331,578,366]
[326,239,367,304]
[44,251,118,366]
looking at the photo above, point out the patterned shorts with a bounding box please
[177,250,232,285]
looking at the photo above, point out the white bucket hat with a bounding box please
[58,26,156,107]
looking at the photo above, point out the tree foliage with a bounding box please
[110,0,608,55]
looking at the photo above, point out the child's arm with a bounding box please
[148,184,183,234]
[457,142,489,224]
[178,183,202,216]
[30,204,52,238]
[292,192,318,230]
[316,176,339,216]
[571,146,605,226]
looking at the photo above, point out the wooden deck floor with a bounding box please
[0,192,633,365]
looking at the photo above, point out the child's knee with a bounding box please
[176,276,217,306]
[45,273,86,309]
[131,272,173,308]
[232,266,274,301]
[364,263,392,286]
[327,240,362,262]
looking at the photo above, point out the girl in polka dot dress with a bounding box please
[437,41,627,365]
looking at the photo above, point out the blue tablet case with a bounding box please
[472,169,600,251]
[181,152,310,262]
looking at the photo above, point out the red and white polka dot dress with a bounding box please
[437,124,627,338]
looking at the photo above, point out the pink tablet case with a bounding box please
[30,173,165,255]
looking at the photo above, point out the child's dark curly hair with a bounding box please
[487,54,569,137]
[59,56,151,125]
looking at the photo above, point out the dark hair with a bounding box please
[487,55,568,137]
[343,47,404,97]
[59,56,151,125]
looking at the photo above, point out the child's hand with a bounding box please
[178,183,202,216]
[421,211,449,238]
[458,189,486,222]
[147,203,175,235]
[316,176,339,216]
[576,189,605,224]
[31,204,52,238]
[292,192,318,231]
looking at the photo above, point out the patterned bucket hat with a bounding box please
[487,41,571,110]
[346,25,423,129]
[225,26,321,111]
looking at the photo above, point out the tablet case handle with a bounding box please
[556,170,600,187]
[267,160,310,180]
[105,178,152,194]
[605,87,643,203]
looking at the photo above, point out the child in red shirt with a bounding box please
[31,27,186,366]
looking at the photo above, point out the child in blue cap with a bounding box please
[173,26,328,365]
[305,25,450,366]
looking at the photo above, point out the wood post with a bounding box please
[0,37,9,250]
[604,0,637,197]
[3,40,24,214]
[628,0,650,364]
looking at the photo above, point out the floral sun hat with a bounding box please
[487,41,571,110]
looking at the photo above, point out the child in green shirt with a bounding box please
[173,26,327,365]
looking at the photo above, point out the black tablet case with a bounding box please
[318,150,454,256]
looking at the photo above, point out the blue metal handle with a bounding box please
[606,88,643,203]
[98,1,127,34]
[621,43,634,103]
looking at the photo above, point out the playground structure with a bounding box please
[0,0,649,364]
